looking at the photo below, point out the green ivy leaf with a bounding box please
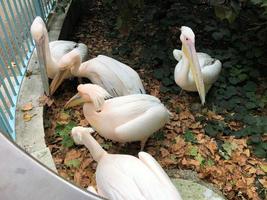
[206,159,215,167]
[243,81,257,92]
[219,142,237,159]
[162,77,173,86]
[224,86,236,99]
[101,141,113,150]
[153,68,164,80]
[204,124,218,137]
[195,153,205,165]
[214,6,237,23]
[253,144,267,158]
[65,159,81,168]
[249,134,262,144]
[184,130,197,144]
[55,121,76,148]
[212,32,224,40]
[245,101,257,109]
[260,164,267,173]
[153,131,165,140]
[62,137,74,148]
[238,74,248,82]
[188,146,198,157]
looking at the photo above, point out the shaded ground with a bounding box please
[44,1,267,200]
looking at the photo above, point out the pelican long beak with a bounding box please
[64,93,85,109]
[50,69,70,95]
[35,37,50,93]
[35,36,46,66]
[182,42,205,104]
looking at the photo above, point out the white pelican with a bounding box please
[71,126,182,200]
[65,84,168,149]
[30,16,88,79]
[49,48,145,96]
[174,26,222,104]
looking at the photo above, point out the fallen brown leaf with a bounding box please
[64,149,81,164]
[80,158,94,170]
[207,110,224,121]
[259,164,267,173]
[258,178,267,188]
[74,169,83,185]
[161,157,177,166]
[79,119,89,126]
[206,140,217,155]
[57,112,70,125]
[160,147,169,158]
[21,102,33,111]
[39,95,54,107]
[23,112,33,121]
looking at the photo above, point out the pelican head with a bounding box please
[31,17,51,81]
[31,17,46,44]
[50,49,81,95]
[180,26,205,104]
[65,84,112,111]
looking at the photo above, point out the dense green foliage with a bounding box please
[213,0,267,22]
[103,0,267,27]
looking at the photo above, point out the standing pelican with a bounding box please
[174,26,222,104]
[71,126,182,200]
[65,84,168,149]
[30,16,88,79]
[49,49,145,96]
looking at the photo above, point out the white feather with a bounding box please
[96,154,181,200]
[49,41,88,63]
[77,55,145,96]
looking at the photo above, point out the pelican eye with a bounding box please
[185,37,189,41]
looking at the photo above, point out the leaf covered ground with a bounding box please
[44,1,267,199]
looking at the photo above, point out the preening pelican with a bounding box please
[174,26,222,104]
[71,126,182,200]
[49,49,145,96]
[65,84,168,149]
[30,17,88,79]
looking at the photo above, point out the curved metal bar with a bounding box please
[0,131,106,200]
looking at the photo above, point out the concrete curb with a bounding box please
[15,0,79,172]
[172,178,226,200]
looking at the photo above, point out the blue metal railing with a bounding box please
[0,0,56,140]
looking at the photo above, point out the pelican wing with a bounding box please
[106,94,160,109]
[197,53,222,85]
[138,152,182,199]
[173,49,183,61]
[49,41,88,62]
[96,154,177,200]
[184,52,222,91]
[104,94,162,122]
[81,55,145,96]
[113,97,168,141]
[97,55,145,94]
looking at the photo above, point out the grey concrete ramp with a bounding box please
[0,132,104,200]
